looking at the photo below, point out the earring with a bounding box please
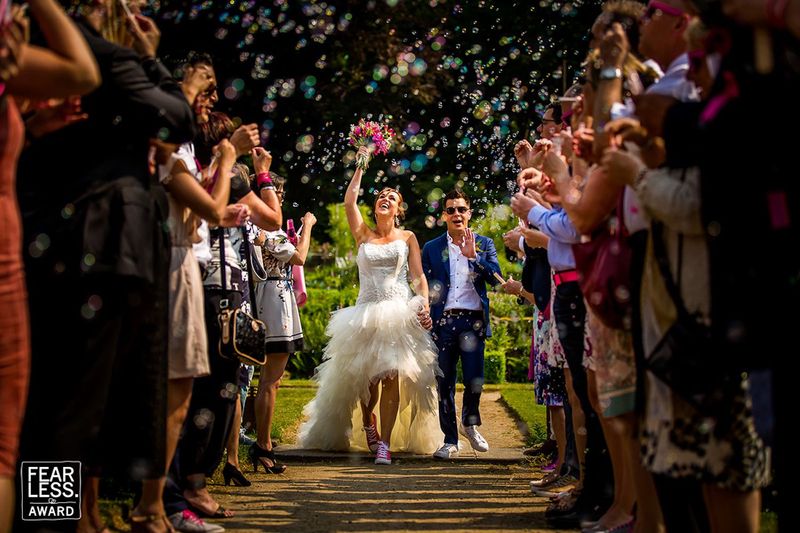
[394,216,400,227]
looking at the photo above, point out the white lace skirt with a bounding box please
[298,296,443,453]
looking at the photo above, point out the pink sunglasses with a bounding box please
[643,1,686,21]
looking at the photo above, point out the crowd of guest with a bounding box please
[0,1,314,532]
[498,0,797,531]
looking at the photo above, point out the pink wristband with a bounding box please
[257,172,273,187]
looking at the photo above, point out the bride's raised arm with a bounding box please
[344,146,371,244]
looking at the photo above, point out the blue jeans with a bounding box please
[433,311,486,445]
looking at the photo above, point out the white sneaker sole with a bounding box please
[374,458,391,465]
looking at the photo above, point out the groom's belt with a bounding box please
[442,308,484,318]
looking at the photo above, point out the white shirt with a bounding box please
[444,234,483,311]
[172,142,213,267]
[610,53,700,120]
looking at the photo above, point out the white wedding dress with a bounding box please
[298,239,443,453]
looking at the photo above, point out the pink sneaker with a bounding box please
[364,413,381,452]
[375,441,391,465]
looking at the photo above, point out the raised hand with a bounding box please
[510,191,537,219]
[127,14,161,59]
[514,139,535,169]
[251,147,272,174]
[599,22,629,69]
[230,123,260,157]
[501,275,523,296]
[541,150,570,184]
[301,212,317,228]
[517,167,545,192]
[0,5,29,81]
[601,148,646,187]
[459,228,477,259]
[503,227,523,253]
[214,138,236,161]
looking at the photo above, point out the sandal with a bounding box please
[546,488,581,513]
[183,489,235,519]
[130,513,175,533]
[249,443,287,474]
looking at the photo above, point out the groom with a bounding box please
[422,190,502,459]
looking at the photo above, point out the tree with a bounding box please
[153,0,602,242]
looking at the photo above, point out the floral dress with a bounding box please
[253,229,304,354]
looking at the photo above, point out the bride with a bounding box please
[298,146,443,464]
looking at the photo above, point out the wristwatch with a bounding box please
[598,67,623,81]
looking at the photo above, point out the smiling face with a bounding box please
[186,63,218,124]
[374,188,404,224]
[443,197,472,233]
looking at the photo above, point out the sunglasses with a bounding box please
[445,206,470,215]
[642,1,686,21]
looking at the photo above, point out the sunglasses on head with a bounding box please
[643,1,686,21]
[445,206,469,215]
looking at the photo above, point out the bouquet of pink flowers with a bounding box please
[348,119,394,170]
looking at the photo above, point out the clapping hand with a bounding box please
[221,204,251,227]
[514,139,535,169]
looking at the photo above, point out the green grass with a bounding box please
[497,383,547,447]
[267,382,316,443]
[761,511,778,533]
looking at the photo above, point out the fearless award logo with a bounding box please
[20,462,81,521]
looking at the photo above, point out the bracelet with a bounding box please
[256,172,273,187]
[260,185,276,192]
[767,0,790,27]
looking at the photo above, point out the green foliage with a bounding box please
[484,350,506,384]
[268,385,317,443]
[488,292,533,383]
[499,384,548,447]
[470,203,524,279]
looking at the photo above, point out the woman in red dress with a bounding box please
[0,1,99,529]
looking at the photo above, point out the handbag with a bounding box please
[215,227,268,366]
[646,219,732,418]
[572,191,633,330]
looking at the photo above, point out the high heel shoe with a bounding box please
[248,443,287,474]
[222,462,251,487]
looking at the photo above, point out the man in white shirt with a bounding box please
[422,190,502,459]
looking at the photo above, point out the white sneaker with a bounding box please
[168,510,225,532]
[374,441,391,465]
[459,424,489,452]
[433,443,459,459]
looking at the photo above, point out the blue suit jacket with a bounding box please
[422,232,502,337]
